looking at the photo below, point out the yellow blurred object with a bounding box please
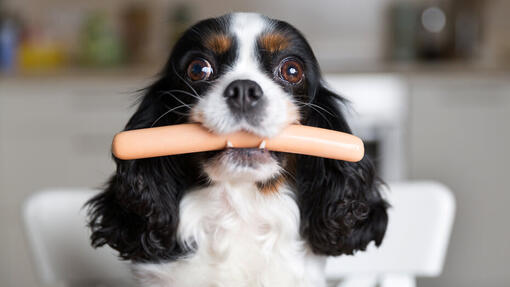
[18,42,67,71]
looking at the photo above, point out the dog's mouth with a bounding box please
[199,129,284,182]
[216,133,281,166]
[201,146,282,182]
[202,145,279,168]
[190,121,277,164]
[222,147,275,165]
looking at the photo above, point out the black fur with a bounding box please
[296,86,388,255]
[259,17,388,255]
[86,17,235,262]
[86,82,209,261]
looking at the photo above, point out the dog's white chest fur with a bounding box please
[133,182,326,287]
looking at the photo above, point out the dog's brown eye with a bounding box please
[279,58,303,84]
[187,58,213,81]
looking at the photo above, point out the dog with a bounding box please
[87,12,388,287]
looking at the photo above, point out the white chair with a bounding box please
[23,189,135,287]
[23,181,455,287]
[325,181,455,287]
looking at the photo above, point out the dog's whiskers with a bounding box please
[194,78,219,85]
[294,100,334,126]
[172,64,201,99]
[150,104,190,127]
[305,103,335,117]
[295,100,335,117]
[166,89,201,100]
[159,91,192,109]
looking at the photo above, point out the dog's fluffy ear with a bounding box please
[86,77,203,261]
[296,85,388,255]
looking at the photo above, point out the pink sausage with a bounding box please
[112,124,364,162]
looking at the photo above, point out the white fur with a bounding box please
[133,13,325,287]
[133,182,326,287]
[203,152,282,183]
[191,13,295,138]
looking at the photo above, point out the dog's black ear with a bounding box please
[86,77,204,262]
[296,85,388,256]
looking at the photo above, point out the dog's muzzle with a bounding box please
[224,79,266,121]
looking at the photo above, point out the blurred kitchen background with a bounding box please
[1,0,509,286]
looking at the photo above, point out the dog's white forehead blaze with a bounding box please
[231,13,268,66]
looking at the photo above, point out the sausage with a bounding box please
[112,124,364,162]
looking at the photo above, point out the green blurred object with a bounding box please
[168,3,193,49]
[122,3,150,64]
[389,2,419,61]
[79,12,124,67]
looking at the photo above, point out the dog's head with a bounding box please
[154,13,323,183]
[87,13,388,261]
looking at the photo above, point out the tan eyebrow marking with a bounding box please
[204,34,232,54]
[259,33,289,53]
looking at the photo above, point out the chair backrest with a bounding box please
[23,182,455,287]
[325,181,455,284]
[23,189,135,287]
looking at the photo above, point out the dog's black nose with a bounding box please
[224,80,264,115]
